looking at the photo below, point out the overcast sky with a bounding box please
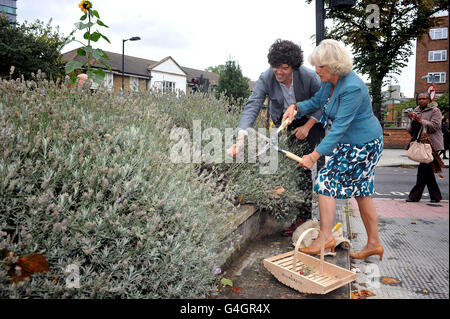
[18,0,417,97]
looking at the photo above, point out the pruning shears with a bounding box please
[248,110,303,163]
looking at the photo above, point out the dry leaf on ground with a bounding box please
[381,276,401,285]
[220,277,233,287]
[351,290,375,299]
[230,287,242,294]
[7,252,50,284]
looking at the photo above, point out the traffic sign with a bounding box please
[427,84,436,101]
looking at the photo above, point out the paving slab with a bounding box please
[348,198,449,299]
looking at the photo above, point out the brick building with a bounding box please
[414,14,449,97]
[62,48,220,94]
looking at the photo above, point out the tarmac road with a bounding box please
[373,167,449,200]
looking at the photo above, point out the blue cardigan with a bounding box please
[296,70,382,156]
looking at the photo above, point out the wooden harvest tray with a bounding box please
[264,228,356,294]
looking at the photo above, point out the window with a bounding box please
[429,27,448,40]
[428,50,447,62]
[163,81,175,92]
[103,72,113,90]
[130,77,139,91]
[427,72,446,84]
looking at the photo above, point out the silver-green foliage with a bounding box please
[0,74,311,298]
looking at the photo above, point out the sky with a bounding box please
[18,0,418,97]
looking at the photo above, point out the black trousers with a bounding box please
[287,116,326,169]
[408,162,442,202]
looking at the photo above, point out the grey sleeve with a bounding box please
[238,73,268,131]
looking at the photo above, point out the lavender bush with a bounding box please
[0,72,311,298]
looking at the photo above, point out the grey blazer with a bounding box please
[238,65,322,131]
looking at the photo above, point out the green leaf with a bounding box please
[86,68,105,84]
[65,60,84,74]
[91,10,100,19]
[83,45,93,55]
[92,48,104,60]
[83,31,90,40]
[101,51,110,60]
[99,60,112,72]
[70,74,78,84]
[220,278,233,287]
[93,68,106,83]
[96,20,109,28]
[75,21,94,30]
[90,32,101,42]
[100,33,111,44]
[77,48,86,56]
[80,13,87,21]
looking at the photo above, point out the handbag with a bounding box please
[406,125,433,163]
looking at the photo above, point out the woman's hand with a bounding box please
[414,113,422,124]
[298,151,321,170]
[281,104,298,126]
[409,112,422,124]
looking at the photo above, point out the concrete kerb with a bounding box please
[377,148,449,168]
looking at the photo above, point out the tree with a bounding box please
[215,59,251,105]
[0,16,67,80]
[435,92,449,114]
[305,0,448,126]
[205,65,225,74]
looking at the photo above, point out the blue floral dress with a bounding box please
[314,136,383,198]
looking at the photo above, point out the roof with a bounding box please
[62,48,219,83]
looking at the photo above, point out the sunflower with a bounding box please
[78,0,92,13]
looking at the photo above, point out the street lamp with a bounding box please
[316,0,325,45]
[122,36,141,94]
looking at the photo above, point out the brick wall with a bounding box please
[415,15,449,96]
[113,74,127,93]
[383,128,411,149]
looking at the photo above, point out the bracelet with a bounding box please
[308,154,316,163]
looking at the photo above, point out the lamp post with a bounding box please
[121,36,141,94]
[316,0,325,45]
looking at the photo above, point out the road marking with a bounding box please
[374,191,430,197]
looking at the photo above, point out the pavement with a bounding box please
[216,148,449,300]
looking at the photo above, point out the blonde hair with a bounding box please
[309,39,353,76]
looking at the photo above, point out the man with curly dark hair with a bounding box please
[267,39,304,70]
[227,39,324,235]
[228,39,323,157]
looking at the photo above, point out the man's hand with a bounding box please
[292,125,309,140]
[291,117,316,140]
[226,144,240,158]
[281,104,298,126]
[226,134,246,158]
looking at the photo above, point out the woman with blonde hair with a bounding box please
[282,39,384,261]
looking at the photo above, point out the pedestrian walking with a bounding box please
[283,39,384,261]
[406,92,445,203]
[438,116,449,159]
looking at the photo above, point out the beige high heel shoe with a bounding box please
[300,237,336,255]
[350,245,384,261]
